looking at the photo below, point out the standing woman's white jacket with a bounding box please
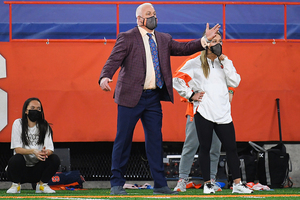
[173,55,240,124]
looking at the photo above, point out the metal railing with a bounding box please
[4,1,300,43]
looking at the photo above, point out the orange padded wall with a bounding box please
[0,41,299,142]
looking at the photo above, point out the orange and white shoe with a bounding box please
[211,179,222,192]
[173,178,188,192]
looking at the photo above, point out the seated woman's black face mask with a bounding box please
[27,110,42,122]
[210,43,222,57]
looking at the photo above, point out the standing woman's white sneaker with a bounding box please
[203,182,215,194]
[6,183,21,193]
[36,183,56,193]
[232,182,253,193]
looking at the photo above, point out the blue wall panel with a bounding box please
[0,0,299,41]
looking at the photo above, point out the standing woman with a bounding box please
[6,97,60,194]
[173,31,253,194]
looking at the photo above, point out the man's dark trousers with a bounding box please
[110,88,167,188]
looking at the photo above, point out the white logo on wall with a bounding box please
[0,54,7,132]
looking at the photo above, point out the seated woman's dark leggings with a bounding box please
[7,153,60,184]
[194,113,241,182]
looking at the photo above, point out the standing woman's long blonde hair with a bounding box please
[200,49,210,78]
[200,31,222,78]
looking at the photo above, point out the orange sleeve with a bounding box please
[174,52,201,117]
[228,87,236,93]
[173,52,201,76]
[185,102,194,117]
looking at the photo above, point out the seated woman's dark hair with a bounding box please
[21,97,53,146]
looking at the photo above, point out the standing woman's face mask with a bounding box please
[209,34,223,57]
[25,100,42,122]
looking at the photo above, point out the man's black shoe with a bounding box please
[110,186,127,195]
[153,186,179,194]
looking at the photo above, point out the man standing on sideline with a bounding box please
[99,2,220,195]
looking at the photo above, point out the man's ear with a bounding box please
[138,16,143,25]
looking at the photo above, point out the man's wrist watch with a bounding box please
[204,35,212,43]
[229,90,234,94]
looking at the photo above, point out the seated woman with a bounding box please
[6,97,60,194]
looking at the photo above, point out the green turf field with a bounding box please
[1,188,300,200]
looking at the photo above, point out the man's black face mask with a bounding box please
[142,16,157,30]
[210,43,222,57]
